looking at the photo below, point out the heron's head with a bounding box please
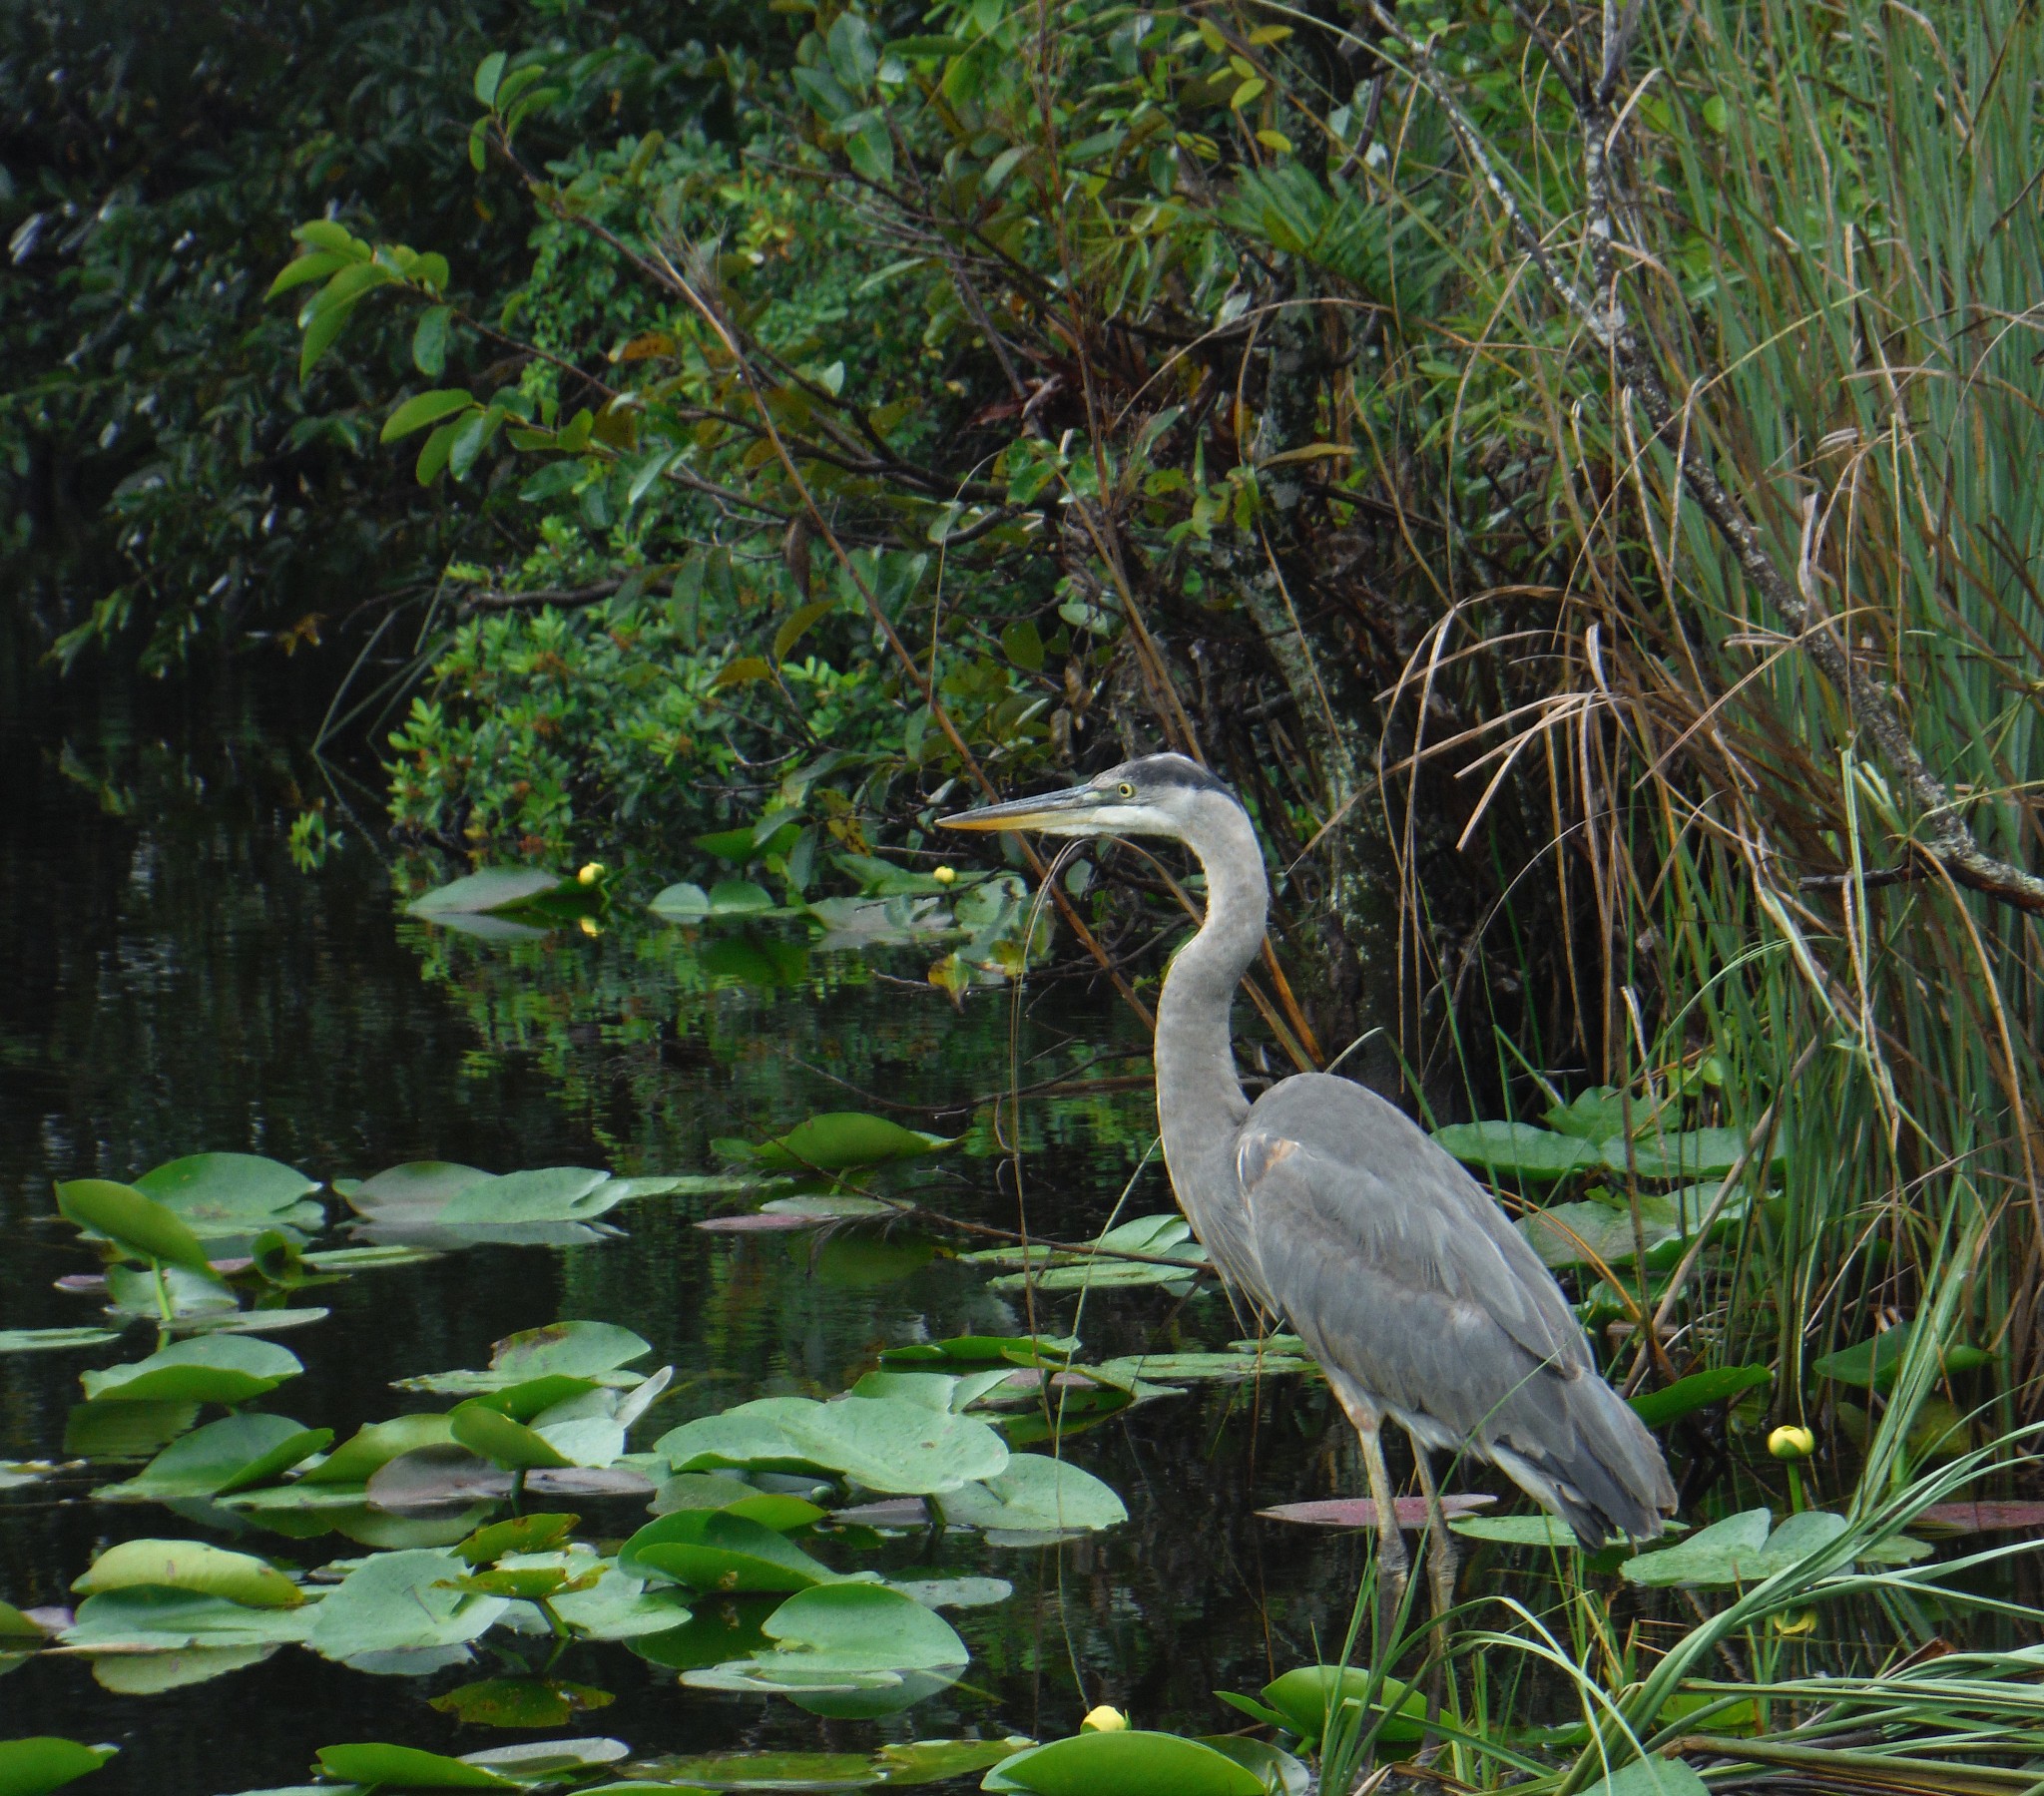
[939,753,1241,842]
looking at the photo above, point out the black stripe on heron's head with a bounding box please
[1103,753,1243,804]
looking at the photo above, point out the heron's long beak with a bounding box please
[939,780,1103,833]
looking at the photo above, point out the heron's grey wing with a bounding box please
[1235,1076,1675,1541]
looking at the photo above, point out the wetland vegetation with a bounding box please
[5,0,2044,1792]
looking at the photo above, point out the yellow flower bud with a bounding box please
[577,861,606,885]
[933,864,957,886]
[1772,1609,1817,1636]
[578,915,601,937]
[1080,1705,1127,1733]
[1769,1424,1815,1461]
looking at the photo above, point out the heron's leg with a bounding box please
[1409,1448,1460,1619]
[1354,1418,1410,1639]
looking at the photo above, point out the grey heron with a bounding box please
[942,753,1676,1612]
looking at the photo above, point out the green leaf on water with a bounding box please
[1628,1365,1772,1427]
[1431,1122,1600,1181]
[1578,1758,1711,1796]
[438,1169,622,1225]
[1604,1127,1764,1180]
[0,1738,119,1796]
[306,1548,509,1660]
[95,1413,332,1501]
[298,1413,459,1485]
[619,1510,841,1591]
[732,1112,958,1171]
[315,1744,516,1790]
[684,1582,967,1717]
[73,1539,302,1607]
[134,1153,322,1236]
[55,1178,217,1274]
[937,1454,1126,1537]
[1451,1514,1592,1549]
[406,869,576,916]
[80,1337,302,1407]
[984,1731,1264,1796]
[0,1329,123,1354]
[1812,1320,1989,1390]
[1623,1508,1846,1588]
[401,1321,651,1394]
[657,1394,1008,1495]
[1259,1663,1428,1746]
[450,1403,576,1472]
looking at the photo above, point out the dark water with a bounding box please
[0,685,1375,1792]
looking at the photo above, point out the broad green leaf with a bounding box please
[491,1321,652,1381]
[1578,1758,1711,1796]
[450,1403,575,1471]
[738,1112,956,1171]
[0,1329,122,1353]
[1092,1350,1312,1384]
[80,1337,301,1406]
[1812,1321,1989,1389]
[298,296,356,381]
[406,869,571,915]
[708,879,776,915]
[619,1511,840,1591]
[265,250,345,299]
[306,1549,508,1659]
[73,1540,301,1608]
[292,220,366,256]
[1260,1664,1428,1746]
[299,1413,458,1484]
[937,1454,1126,1535]
[342,1161,487,1220]
[413,304,453,378]
[1431,1122,1599,1180]
[1605,1128,1758,1179]
[96,1413,331,1501]
[648,882,712,919]
[772,600,836,663]
[316,1745,515,1790]
[0,1738,119,1796]
[88,1644,274,1693]
[658,1395,1007,1495]
[438,1169,620,1224]
[134,1153,322,1236]
[417,417,463,485]
[473,50,507,105]
[55,1178,215,1273]
[61,1586,313,1650]
[984,1731,1263,1796]
[381,389,475,443]
[1628,1365,1772,1427]
[1621,1508,1776,1587]
[1451,1515,1584,1548]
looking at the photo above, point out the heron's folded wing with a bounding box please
[1237,1127,1595,1432]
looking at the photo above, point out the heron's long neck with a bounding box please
[1153,801,1269,1294]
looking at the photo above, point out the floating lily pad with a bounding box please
[61,1586,314,1651]
[1259,1495,1496,1529]
[1452,1514,1598,1549]
[64,1400,201,1461]
[430,1676,617,1728]
[879,1335,1077,1369]
[406,869,580,917]
[1578,1760,1711,1796]
[306,1548,509,1663]
[133,1154,323,1237]
[54,1179,217,1274]
[401,1321,651,1396]
[658,1396,1008,1496]
[1252,1664,1428,1747]
[973,1216,1207,1293]
[1623,1508,1851,1588]
[1431,1122,1601,1181]
[633,1748,872,1788]
[0,1330,123,1354]
[684,1582,968,1718]
[1094,1349,1315,1384]
[1812,1322,1989,1390]
[73,1540,301,1608]
[722,1113,958,1172]
[885,1576,1012,1611]
[301,1414,460,1485]
[314,1744,518,1790]
[1608,1128,1771,1180]
[0,1738,119,1796]
[1628,1365,1772,1428]
[937,1455,1126,1537]
[620,1511,841,1592]
[80,1337,301,1407]
[342,1162,489,1219]
[438,1169,626,1226]
[984,1731,1264,1796]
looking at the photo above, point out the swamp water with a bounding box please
[0,690,1374,1793]
[4,688,2037,1796]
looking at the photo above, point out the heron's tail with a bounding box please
[1495,1371,1678,1549]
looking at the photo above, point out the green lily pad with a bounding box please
[0,1330,124,1354]
[406,869,577,916]
[658,1395,1008,1495]
[73,1539,302,1607]
[1623,1508,1848,1588]
[298,1414,459,1485]
[1578,1760,1711,1796]
[1812,1321,1989,1390]
[1431,1122,1600,1181]
[0,1738,119,1796]
[1628,1365,1772,1428]
[306,1548,509,1660]
[133,1154,323,1237]
[96,1414,332,1501]
[54,1178,217,1273]
[633,1749,871,1787]
[685,1582,968,1716]
[1451,1514,1591,1549]
[983,1731,1264,1796]
[88,1643,278,1694]
[1258,1663,1427,1746]
[438,1169,626,1226]
[1092,1350,1314,1384]
[450,1404,577,1472]
[63,1399,201,1461]
[429,1676,617,1728]
[399,1321,652,1394]
[620,1510,841,1591]
[879,1335,1077,1369]
[937,1455,1126,1536]
[342,1162,489,1219]
[80,1337,302,1407]
[61,1586,314,1651]
[1607,1128,1774,1180]
[973,1215,1207,1293]
[314,1745,517,1790]
[725,1113,957,1172]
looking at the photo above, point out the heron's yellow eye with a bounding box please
[1117,781,1135,798]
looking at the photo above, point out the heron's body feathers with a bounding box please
[1235,1075,1676,1547]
